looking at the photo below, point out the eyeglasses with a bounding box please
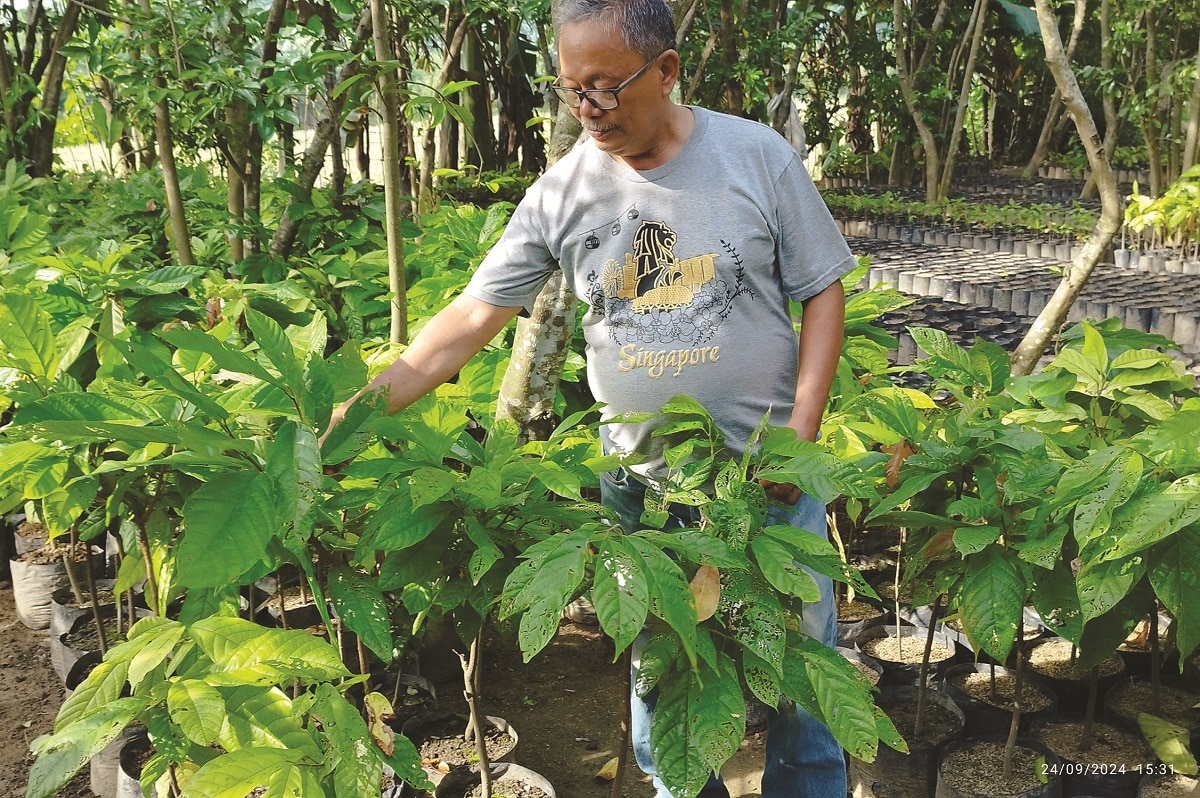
[550,51,666,110]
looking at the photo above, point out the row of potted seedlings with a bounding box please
[836,581,1200,798]
[6,515,557,798]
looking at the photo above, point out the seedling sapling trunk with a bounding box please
[1001,624,1026,781]
[459,627,493,797]
[913,594,943,736]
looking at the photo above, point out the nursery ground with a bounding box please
[0,579,771,798]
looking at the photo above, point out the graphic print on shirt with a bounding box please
[584,217,754,379]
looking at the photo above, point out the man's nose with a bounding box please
[577,95,606,115]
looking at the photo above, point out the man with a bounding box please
[324,0,855,794]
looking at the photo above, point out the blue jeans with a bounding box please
[600,469,846,798]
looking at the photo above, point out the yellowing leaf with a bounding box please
[595,756,620,781]
[1138,713,1199,775]
[365,692,395,757]
[690,566,721,622]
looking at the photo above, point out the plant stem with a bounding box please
[610,647,633,798]
[81,532,108,656]
[459,629,492,796]
[357,635,371,695]
[913,594,942,737]
[1079,665,1100,752]
[1150,608,1161,711]
[1002,623,1025,781]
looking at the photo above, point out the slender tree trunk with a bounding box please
[269,8,373,260]
[894,0,942,202]
[493,104,582,443]
[937,0,989,199]
[718,0,744,115]
[1184,33,1200,171]
[245,0,288,252]
[1142,11,1163,196]
[131,0,193,265]
[683,29,718,106]
[1011,0,1124,376]
[1025,93,1064,177]
[462,30,496,171]
[28,0,82,175]
[674,0,701,49]
[371,0,407,345]
[417,11,470,210]
[1081,0,1120,198]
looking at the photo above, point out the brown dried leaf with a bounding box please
[690,565,721,622]
[882,440,918,488]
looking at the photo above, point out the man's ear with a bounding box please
[657,49,680,96]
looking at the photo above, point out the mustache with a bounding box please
[585,123,620,133]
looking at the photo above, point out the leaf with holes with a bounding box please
[593,537,650,656]
[961,545,1025,663]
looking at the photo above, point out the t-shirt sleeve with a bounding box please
[464,198,559,315]
[773,156,857,302]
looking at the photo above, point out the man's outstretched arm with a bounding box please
[321,295,523,442]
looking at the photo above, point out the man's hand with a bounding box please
[759,479,801,506]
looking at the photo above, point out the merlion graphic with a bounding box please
[586,218,753,353]
[603,220,720,313]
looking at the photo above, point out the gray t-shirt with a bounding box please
[466,106,856,483]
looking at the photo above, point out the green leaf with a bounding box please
[178,471,276,588]
[27,699,142,798]
[1138,714,1199,775]
[1149,524,1200,660]
[1088,475,1200,564]
[960,545,1025,663]
[794,637,885,761]
[531,460,584,500]
[16,392,157,424]
[511,528,591,660]
[750,535,819,601]
[463,516,503,584]
[101,333,229,421]
[54,659,134,732]
[189,616,351,682]
[215,685,322,758]
[311,684,431,793]
[128,623,186,690]
[758,524,870,595]
[627,536,699,667]
[367,490,452,553]
[1072,451,1143,548]
[266,422,322,548]
[651,653,744,797]
[168,679,226,746]
[328,565,393,663]
[158,325,279,385]
[0,289,57,385]
[180,749,320,798]
[245,307,302,388]
[592,537,650,656]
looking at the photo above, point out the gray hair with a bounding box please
[551,0,676,61]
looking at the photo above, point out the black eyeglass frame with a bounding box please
[550,50,669,110]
